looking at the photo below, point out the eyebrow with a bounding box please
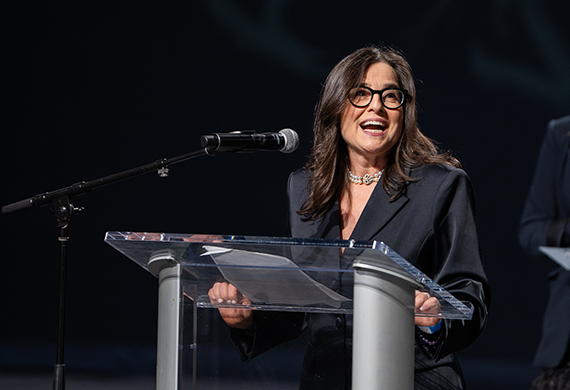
[360,82,400,89]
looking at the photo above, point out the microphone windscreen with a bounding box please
[279,128,299,154]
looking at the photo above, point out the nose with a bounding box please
[368,92,385,112]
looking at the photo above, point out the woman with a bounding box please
[209,45,490,389]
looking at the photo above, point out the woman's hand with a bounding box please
[208,282,254,330]
[414,291,442,328]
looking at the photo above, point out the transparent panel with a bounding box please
[180,297,307,389]
[104,232,472,319]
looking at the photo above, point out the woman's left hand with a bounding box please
[414,291,442,327]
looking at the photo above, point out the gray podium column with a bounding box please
[150,256,183,390]
[352,261,421,390]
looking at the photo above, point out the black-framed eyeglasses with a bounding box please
[348,86,407,109]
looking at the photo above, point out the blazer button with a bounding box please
[335,316,344,329]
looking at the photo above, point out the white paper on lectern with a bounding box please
[539,246,570,270]
[201,246,350,308]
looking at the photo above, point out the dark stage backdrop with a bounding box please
[2,1,570,388]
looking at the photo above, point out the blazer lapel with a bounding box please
[315,201,342,240]
[350,183,409,241]
[303,181,409,242]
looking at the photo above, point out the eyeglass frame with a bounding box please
[347,86,408,109]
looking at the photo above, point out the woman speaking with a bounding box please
[209,45,490,390]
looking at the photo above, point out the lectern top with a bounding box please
[104,231,473,319]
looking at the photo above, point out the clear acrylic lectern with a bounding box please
[105,232,472,390]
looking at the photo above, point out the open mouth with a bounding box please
[360,120,387,133]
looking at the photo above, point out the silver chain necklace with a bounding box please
[348,169,383,185]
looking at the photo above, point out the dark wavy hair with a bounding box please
[299,45,461,220]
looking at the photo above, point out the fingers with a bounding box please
[414,291,441,314]
[414,291,429,310]
[220,282,238,304]
[208,282,254,330]
[208,283,218,303]
[420,297,440,313]
[208,282,250,305]
[209,282,232,304]
[414,291,442,327]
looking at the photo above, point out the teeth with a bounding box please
[362,120,385,127]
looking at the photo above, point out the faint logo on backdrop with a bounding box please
[204,0,331,79]
[206,0,570,110]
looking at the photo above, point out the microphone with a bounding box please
[200,128,299,154]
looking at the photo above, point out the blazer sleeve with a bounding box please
[229,311,306,361]
[416,168,490,360]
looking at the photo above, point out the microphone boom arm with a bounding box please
[2,148,208,215]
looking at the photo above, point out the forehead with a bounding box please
[362,62,398,87]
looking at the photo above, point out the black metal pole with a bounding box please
[53,223,69,390]
[51,195,77,390]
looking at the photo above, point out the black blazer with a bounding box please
[231,163,490,389]
[519,116,570,368]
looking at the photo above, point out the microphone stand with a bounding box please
[2,147,213,390]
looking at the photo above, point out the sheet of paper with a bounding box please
[201,246,350,308]
[539,246,570,270]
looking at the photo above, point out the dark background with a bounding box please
[2,1,570,388]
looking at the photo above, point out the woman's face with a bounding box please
[340,62,404,165]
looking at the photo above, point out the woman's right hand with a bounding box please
[208,282,254,330]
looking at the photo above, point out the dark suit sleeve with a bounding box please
[519,118,570,255]
[416,169,490,360]
[229,311,306,361]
